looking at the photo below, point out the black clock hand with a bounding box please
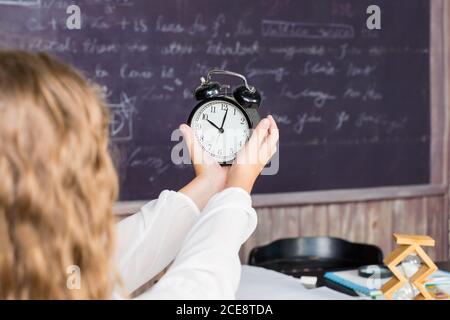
[220,108,228,130]
[206,119,222,132]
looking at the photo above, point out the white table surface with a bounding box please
[237,265,359,300]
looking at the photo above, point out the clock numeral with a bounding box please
[199,135,205,142]
[202,114,208,120]
[210,106,216,113]
[240,117,245,124]
[221,105,228,111]
[233,108,237,116]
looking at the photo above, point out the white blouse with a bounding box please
[113,187,257,299]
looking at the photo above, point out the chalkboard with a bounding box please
[0,0,430,201]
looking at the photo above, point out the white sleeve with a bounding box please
[114,190,200,294]
[135,187,257,300]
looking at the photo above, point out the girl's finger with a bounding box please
[260,115,279,152]
[180,124,215,165]
[267,115,279,147]
[180,124,203,164]
[249,117,270,148]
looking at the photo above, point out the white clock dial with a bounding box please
[190,100,251,163]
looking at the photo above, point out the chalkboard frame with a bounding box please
[110,0,448,214]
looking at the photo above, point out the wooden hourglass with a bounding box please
[382,234,437,300]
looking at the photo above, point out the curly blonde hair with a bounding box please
[0,51,118,299]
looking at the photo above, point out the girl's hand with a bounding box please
[178,124,229,210]
[179,124,229,185]
[225,115,279,194]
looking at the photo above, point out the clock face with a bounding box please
[190,99,251,164]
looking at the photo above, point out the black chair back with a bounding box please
[248,237,383,278]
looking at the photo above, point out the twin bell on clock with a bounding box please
[187,70,262,165]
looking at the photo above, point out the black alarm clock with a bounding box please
[187,70,261,165]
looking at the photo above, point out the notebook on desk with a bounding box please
[324,269,450,298]
[324,269,386,297]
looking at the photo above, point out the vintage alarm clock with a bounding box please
[188,69,261,165]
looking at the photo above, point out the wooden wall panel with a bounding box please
[426,196,445,259]
[240,195,449,264]
[446,0,450,260]
[365,201,393,253]
[430,0,447,184]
